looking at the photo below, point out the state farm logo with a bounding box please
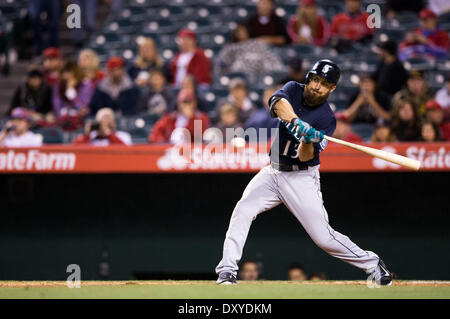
[0,150,76,171]
[373,146,450,170]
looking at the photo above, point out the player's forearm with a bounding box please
[273,98,298,123]
[298,142,315,162]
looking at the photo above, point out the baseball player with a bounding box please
[215,60,392,285]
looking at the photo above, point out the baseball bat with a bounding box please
[324,135,421,171]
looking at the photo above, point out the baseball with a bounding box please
[231,137,246,148]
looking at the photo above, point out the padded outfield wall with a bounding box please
[0,171,448,281]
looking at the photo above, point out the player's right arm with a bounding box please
[269,85,317,161]
[271,97,297,123]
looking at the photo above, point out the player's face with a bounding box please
[304,75,336,107]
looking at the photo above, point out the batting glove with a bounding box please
[284,118,312,143]
[302,128,324,144]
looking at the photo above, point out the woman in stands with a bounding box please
[391,97,422,141]
[77,49,105,87]
[128,37,165,87]
[286,0,330,46]
[52,61,96,131]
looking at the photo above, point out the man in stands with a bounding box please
[73,107,132,146]
[169,29,212,90]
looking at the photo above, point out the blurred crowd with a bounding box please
[239,260,327,281]
[0,0,449,147]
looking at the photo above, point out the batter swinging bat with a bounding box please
[324,135,421,171]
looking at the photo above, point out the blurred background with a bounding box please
[0,0,449,281]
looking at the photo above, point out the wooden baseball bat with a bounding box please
[324,135,421,171]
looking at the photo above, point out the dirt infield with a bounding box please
[1,280,450,288]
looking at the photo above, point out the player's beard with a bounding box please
[303,86,331,107]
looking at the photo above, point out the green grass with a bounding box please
[1,281,450,299]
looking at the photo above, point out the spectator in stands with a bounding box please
[136,68,174,116]
[427,0,450,16]
[179,75,209,113]
[239,261,260,281]
[90,56,140,116]
[279,57,305,84]
[391,97,422,141]
[342,74,392,124]
[392,70,434,117]
[128,37,165,87]
[212,103,244,142]
[435,73,450,109]
[425,99,450,141]
[372,40,408,97]
[73,107,132,146]
[214,23,285,84]
[53,61,96,131]
[244,86,280,140]
[42,47,63,86]
[169,29,212,89]
[398,9,448,61]
[420,120,441,142]
[10,69,53,122]
[0,108,42,147]
[370,118,397,143]
[216,78,256,124]
[77,49,105,87]
[286,0,330,46]
[329,0,375,52]
[309,272,327,281]
[28,0,62,55]
[245,0,289,46]
[149,89,210,144]
[287,264,307,281]
[71,0,97,48]
[332,111,363,142]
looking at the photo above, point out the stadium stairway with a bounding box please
[0,60,28,117]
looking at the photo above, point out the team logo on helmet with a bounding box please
[322,65,332,74]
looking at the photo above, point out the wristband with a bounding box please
[291,118,300,126]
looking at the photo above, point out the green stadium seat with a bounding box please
[127,128,149,144]
[403,57,436,72]
[351,123,374,141]
[34,127,64,144]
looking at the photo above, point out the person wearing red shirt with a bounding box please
[398,8,448,61]
[286,0,330,46]
[332,111,363,142]
[425,100,450,141]
[169,29,212,89]
[149,89,210,144]
[330,0,375,51]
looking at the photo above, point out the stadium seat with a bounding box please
[375,29,406,43]
[142,19,181,35]
[34,127,64,144]
[403,57,436,72]
[127,128,149,144]
[351,123,374,141]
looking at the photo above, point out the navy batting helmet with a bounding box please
[306,59,341,86]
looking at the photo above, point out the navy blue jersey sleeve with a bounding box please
[268,81,299,117]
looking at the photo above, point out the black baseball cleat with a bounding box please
[216,272,237,285]
[372,259,393,286]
